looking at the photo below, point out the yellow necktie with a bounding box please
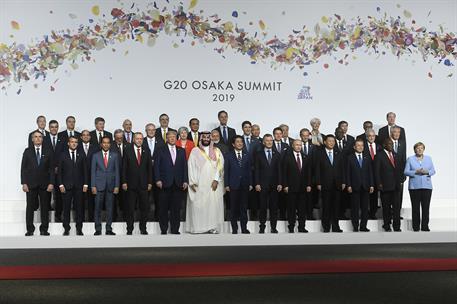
[163,129,166,142]
[193,133,198,146]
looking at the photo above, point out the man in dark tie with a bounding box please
[334,127,350,220]
[58,116,81,149]
[90,117,113,146]
[316,135,345,233]
[282,140,312,233]
[338,120,355,150]
[363,129,382,219]
[254,134,282,233]
[279,124,294,146]
[122,132,153,235]
[225,135,253,234]
[154,130,188,234]
[91,136,120,235]
[28,115,51,149]
[112,129,128,221]
[56,136,88,236]
[346,139,374,232]
[251,124,261,141]
[211,130,229,155]
[212,110,236,148]
[48,119,63,222]
[378,112,406,147]
[187,118,200,147]
[272,127,289,220]
[356,121,375,143]
[21,131,54,236]
[299,128,316,220]
[122,119,134,144]
[390,126,407,218]
[78,130,98,222]
[155,113,177,143]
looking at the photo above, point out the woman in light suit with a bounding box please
[404,142,436,231]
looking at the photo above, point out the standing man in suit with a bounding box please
[283,140,312,233]
[155,113,176,143]
[391,126,407,218]
[58,116,81,149]
[378,112,406,146]
[91,136,120,235]
[252,124,261,141]
[254,134,282,233]
[225,135,253,234]
[48,119,63,222]
[364,128,382,219]
[122,132,153,235]
[272,127,289,220]
[346,139,374,232]
[316,135,345,233]
[56,136,88,236]
[122,119,134,144]
[356,121,375,143]
[299,128,316,220]
[374,138,403,232]
[213,110,236,147]
[334,127,350,220]
[187,118,200,147]
[90,117,113,146]
[78,130,98,222]
[338,120,356,150]
[28,115,51,149]
[112,129,128,221]
[143,123,164,221]
[154,130,188,234]
[21,131,54,236]
[211,130,229,155]
[279,124,294,146]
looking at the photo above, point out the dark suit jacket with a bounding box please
[28,129,51,150]
[56,150,88,190]
[187,131,200,144]
[315,148,345,191]
[91,150,120,191]
[254,149,281,189]
[122,131,135,145]
[154,145,188,188]
[272,141,290,157]
[346,153,374,191]
[282,150,312,192]
[58,130,81,143]
[21,146,55,189]
[378,125,406,146]
[89,130,113,147]
[155,127,177,143]
[363,141,383,162]
[224,150,252,190]
[374,151,403,192]
[122,145,152,190]
[48,134,64,157]
[214,142,229,155]
[212,126,236,147]
[77,142,98,185]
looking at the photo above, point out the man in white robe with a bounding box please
[186,132,225,233]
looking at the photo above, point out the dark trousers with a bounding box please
[25,188,50,233]
[380,190,401,230]
[113,190,126,222]
[158,185,183,234]
[369,189,379,218]
[409,189,432,231]
[53,185,63,220]
[305,191,314,219]
[94,190,113,232]
[126,189,149,232]
[339,190,350,218]
[287,191,306,231]
[230,188,249,232]
[83,192,95,222]
[350,190,369,230]
[278,192,288,220]
[62,188,84,232]
[321,189,341,231]
[248,190,260,221]
[259,187,279,230]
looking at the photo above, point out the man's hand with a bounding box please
[347,186,352,193]
[225,186,230,192]
[22,184,29,193]
[255,185,261,192]
[92,187,97,195]
[369,187,374,194]
[189,184,197,192]
[277,185,283,192]
[317,185,322,191]
[113,187,119,194]
[182,183,188,190]
[122,183,128,191]
[211,180,218,191]
[147,184,152,191]
[83,185,88,193]
[156,181,163,189]
[59,185,66,193]
[46,184,54,192]
[249,185,253,191]
[283,187,289,194]
[378,184,383,191]
[306,186,312,193]
[341,184,346,191]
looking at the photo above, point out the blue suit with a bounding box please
[224,150,252,233]
[91,150,120,233]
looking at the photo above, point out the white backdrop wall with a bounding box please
[0,0,456,203]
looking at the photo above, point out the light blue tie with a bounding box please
[328,151,333,165]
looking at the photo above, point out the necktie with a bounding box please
[118,144,122,157]
[52,136,56,150]
[71,151,76,164]
[246,137,250,151]
[388,152,396,167]
[276,142,281,153]
[36,148,41,165]
[84,144,88,156]
[127,133,130,143]
[267,150,272,164]
[237,152,242,167]
[394,141,398,153]
[193,133,198,147]
[163,129,167,142]
[222,127,228,143]
[338,140,342,151]
[98,132,102,144]
[70,131,73,137]
[137,148,141,165]
[149,139,154,156]
[328,151,333,165]
[103,152,108,168]
[304,143,308,155]
[170,146,176,165]
[369,143,375,160]
[358,154,363,168]
[296,153,302,171]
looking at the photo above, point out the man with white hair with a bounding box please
[378,112,406,146]
[122,119,134,144]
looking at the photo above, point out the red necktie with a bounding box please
[127,133,130,143]
[388,152,395,167]
[103,152,108,168]
[137,148,141,166]
[369,143,375,160]
[296,153,302,171]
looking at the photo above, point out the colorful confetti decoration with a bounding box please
[0,2,456,94]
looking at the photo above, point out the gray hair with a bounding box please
[114,129,124,136]
[365,128,376,136]
[177,126,189,136]
[310,117,321,126]
[390,126,401,134]
[145,123,156,131]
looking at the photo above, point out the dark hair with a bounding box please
[354,138,364,145]
[262,134,273,141]
[324,134,335,141]
[232,135,244,144]
[49,120,58,126]
[101,135,111,143]
[241,120,252,128]
[217,110,228,118]
[81,129,90,136]
[31,130,43,137]
[94,117,105,124]
[159,113,169,119]
[66,116,76,122]
[189,118,199,125]
[363,120,373,126]
[272,127,283,134]
[382,137,393,148]
[36,115,46,123]
[338,120,348,127]
[68,136,79,143]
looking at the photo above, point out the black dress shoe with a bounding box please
[161,231,167,235]
[232,231,238,234]
[40,231,50,236]
[298,228,308,233]
[126,231,132,235]
[383,226,392,232]
[393,228,402,232]
[25,231,34,236]
[323,229,330,233]
[288,228,295,233]
[140,230,148,235]
[369,215,377,220]
[259,228,265,234]
[332,229,343,233]
[360,227,370,232]
[307,216,316,220]
[241,230,250,234]
[400,216,404,220]
[421,227,430,232]
[171,231,180,235]
[271,228,278,234]
[106,231,116,235]
[353,227,359,232]
[94,231,102,235]
[63,230,70,236]
[76,230,84,236]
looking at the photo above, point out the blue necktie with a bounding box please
[304,143,308,155]
[246,137,250,152]
[328,151,333,165]
[358,154,363,168]
[237,152,242,167]
[36,148,41,165]
[222,127,228,143]
[267,150,272,164]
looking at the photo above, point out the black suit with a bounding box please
[122,145,153,233]
[272,141,290,220]
[56,150,88,232]
[374,151,403,230]
[315,148,345,232]
[378,125,406,146]
[392,139,407,212]
[20,146,54,234]
[282,150,312,231]
[111,142,129,221]
[187,131,200,146]
[48,133,64,220]
[58,130,81,148]
[28,130,51,150]
[89,130,113,147]
[77,142,98,221]
[243,136,261,220]
[254,149,281,231]
[155,127,177,143]
[363,141,383,218]
[142,137,165,220]
[212,126,236,147]
[346,153,374,230]
[301,141,316,219]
